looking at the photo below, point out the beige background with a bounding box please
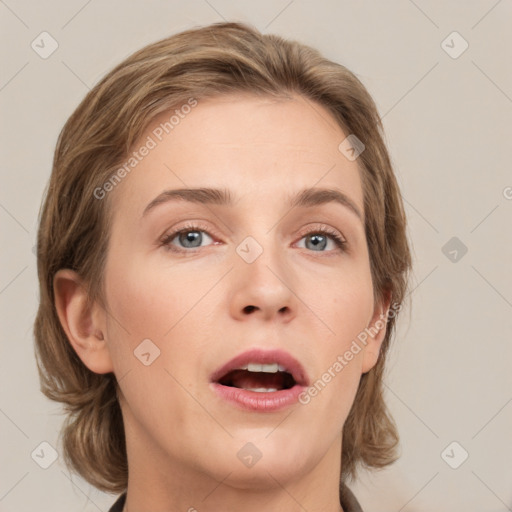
[1,1,511,511]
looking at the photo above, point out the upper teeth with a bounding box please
[237,363,286,373]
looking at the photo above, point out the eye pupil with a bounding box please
[306,234,327,251]
[180,231,201,247]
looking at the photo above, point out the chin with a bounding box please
[198,432,323,489]
[216,455,314,491]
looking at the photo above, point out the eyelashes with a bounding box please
[160,222,348,256]
[294,227,347,253]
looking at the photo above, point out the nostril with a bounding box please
[243,305,257,313]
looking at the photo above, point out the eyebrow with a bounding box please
[142,187,363,222]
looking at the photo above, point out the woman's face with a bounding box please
[101,93,387,490]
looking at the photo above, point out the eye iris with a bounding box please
[179,231,202,248]
[306,234,327,251]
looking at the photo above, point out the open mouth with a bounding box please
[217,363,297,393]
[210,349,309,411]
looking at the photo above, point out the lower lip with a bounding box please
[211,382,305,412]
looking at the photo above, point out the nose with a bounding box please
[229,242,297,323]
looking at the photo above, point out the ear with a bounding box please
[53,269,114,374]
[361,288,393,374]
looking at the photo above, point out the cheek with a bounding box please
[100,256,175,386]
[316,267,374,346]
[303,346,363,432]
[103,253,196,339]
[302,267,373,414]
[102,253,217,387]
[103,258,208,441]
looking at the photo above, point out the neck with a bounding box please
[121,408,345,512]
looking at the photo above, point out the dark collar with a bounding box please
[340,482,364,512]
[108,492,126,512]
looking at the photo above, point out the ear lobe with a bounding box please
[53,269,114,374]
[361,289,393,374]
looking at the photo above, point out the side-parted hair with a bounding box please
[34,21,412,493]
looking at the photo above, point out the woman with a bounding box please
[34,22,412,512]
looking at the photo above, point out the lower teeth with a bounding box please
[245,387,278,392]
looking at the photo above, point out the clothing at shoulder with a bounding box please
[109,492,126,512]
[108,485,363,512]
[340,482,364,512]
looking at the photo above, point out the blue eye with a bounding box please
[161,226,215,252]
[177,231,206,248]
[161,224,347,254]
[297,230,347,252]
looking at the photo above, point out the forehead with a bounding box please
[109,93,364,220]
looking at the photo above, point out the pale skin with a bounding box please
[54,93,391,512]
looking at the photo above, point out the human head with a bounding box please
[34,21,412,493]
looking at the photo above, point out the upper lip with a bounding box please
[210,348,309,387]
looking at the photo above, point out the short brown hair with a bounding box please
[34,21,412,493]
